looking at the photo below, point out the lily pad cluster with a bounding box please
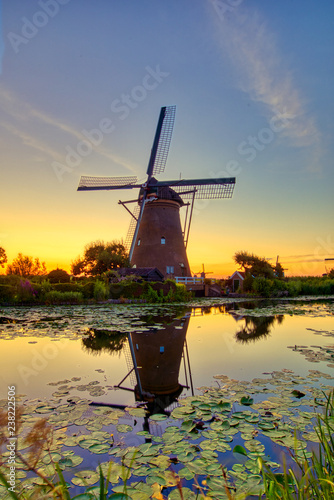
[1,366,333,499]
[227,299,334,318]
[0,304,191,340]
[288,343,334,368]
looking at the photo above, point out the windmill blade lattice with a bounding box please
[147,105,176,177]
[78,175,138,191]
[155,178,236,199]
[125,204,141,252]
[175,182,235,200]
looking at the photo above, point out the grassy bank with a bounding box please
[0,275,191,305]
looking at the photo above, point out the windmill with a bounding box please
[77,106,236,278]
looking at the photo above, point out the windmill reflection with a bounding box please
[117,315,193,416]
[81,314,194,417]
[231,313,284,343]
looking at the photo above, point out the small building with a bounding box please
[228,271,245,292]
[118,267,164,282]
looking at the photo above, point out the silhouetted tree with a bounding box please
[47,268,71,283]
[234,251,274,279]
[6,253,47,277]
[71,240,129,276]
[0,247,7,268]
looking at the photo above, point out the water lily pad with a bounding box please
[89,443,110,454]
[240,396,254,406]
[116,424,133,433]
[149,413,167,421]
[72,470,99,486]
[233,445,248,457]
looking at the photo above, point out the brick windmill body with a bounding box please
[78,106,235,278]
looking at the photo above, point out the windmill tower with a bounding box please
[77,106,236,278]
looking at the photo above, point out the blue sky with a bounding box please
[1,0,333,276]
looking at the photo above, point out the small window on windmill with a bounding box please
[137,239,141,246]
[166,266,174,274]
[161,236,166,245]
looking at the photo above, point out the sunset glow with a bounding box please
[1,1,333,278]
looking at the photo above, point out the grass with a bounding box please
[259,390,334,499]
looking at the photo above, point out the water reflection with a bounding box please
[231,314,284,343]
[130,316,193,412]
[80,305,288,414]
[82,313,193,416]
[82,329,127,355]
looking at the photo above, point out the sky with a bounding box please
[0,0,333,277]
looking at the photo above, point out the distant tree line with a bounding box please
[0,245,333,303]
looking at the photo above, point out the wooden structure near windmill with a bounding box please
[77,106,236,278]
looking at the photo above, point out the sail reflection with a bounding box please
[81,313,193,416]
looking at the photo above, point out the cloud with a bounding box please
[0,120,65,162]
[0,86,138,174]
[210,5,321,166]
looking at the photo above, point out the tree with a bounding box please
[71,240,130,276]
[233,251,274,279]
[47,268,71,283]
[328,268,334,279]
[0,247,7,268]
[6,253,47,277]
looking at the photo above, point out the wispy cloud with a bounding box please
[0,86,138,174]
[210,6,321,169]
[0,120,65,162]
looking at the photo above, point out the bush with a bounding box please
[144,282,192,303]
[109,281,147,299]
[0,274,21,286]
[0,284,15,303]
[52,282,83,293]
[93,280,109,301]
[145,285,162,303]
[81,281,96,299]
[286,280,303,297]
[243,274,254,292]
[252,277,274,297]
[16,279,39,303]
[44,291,83,304]
[47,268,71,283]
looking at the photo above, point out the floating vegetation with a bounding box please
[1,368,333,499]
[1,300,333,497]
[288,343,334,367]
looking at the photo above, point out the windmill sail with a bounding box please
[78,175,139,191]
[77,105,236,277]
[155,177,236,199]
[146,105,176,177]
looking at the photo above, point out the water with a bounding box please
[0,298,333,497]
[0,299,333,407]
